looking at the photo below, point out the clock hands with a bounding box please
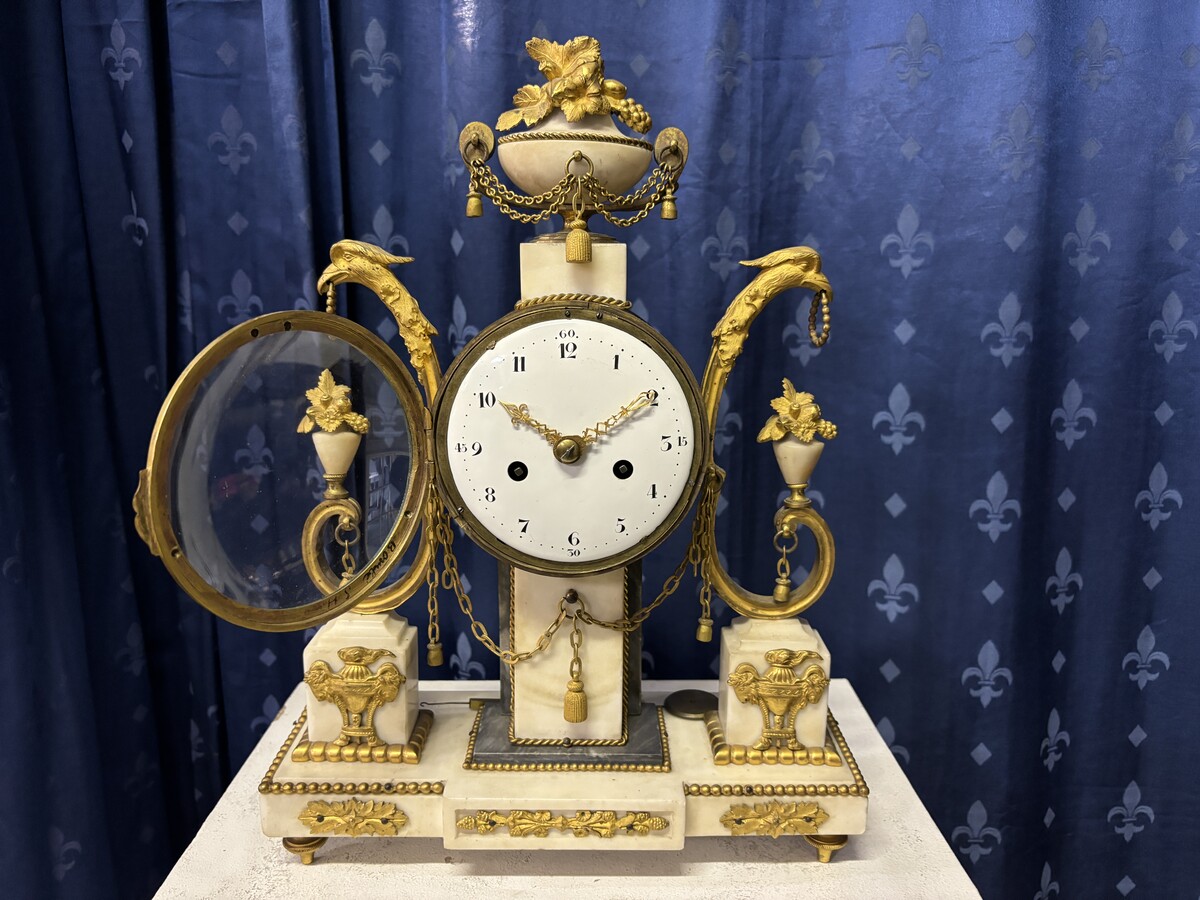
[499,400,563,447]
[500,400,582,463]
[499,389,658,465]
[580,390,658,444]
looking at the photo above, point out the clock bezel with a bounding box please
[138,310,431,631]
[432,298,708,577]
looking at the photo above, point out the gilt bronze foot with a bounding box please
[804,833,848,863]
[282,836,327,865]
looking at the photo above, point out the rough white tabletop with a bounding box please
[155,678,980,899]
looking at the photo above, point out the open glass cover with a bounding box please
[138,312,427,630]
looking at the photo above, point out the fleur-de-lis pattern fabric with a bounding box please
[1,3,1196,898]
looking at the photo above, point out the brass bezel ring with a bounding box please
[432,299,709,578]
[142,311,430,632]
[704,500,835,619]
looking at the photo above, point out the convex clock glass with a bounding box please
[136,311,430,630]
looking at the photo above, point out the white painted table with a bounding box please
[155,679,980,899]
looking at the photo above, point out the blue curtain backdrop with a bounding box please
[1,1,1196,897]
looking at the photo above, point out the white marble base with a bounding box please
[519,241,627,302]
[301,613,419,746]
[165,680,983,899]
[259,684,868,849]
[509,567,628,742]
[718,617,830,751]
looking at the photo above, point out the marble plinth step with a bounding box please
[464,701,669,771]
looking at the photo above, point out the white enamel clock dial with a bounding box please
[434,303,706,576]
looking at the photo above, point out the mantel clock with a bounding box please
[132,34,868,865]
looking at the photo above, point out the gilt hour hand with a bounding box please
[581,389,658,445]
[499,399,562,446]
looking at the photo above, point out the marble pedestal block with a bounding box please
[519,241,627,301]
[718,616,830,751]
[508,567,631,743]
[302,613,420,746]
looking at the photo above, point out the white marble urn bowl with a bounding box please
[312,430,362,478]
[774,434,824,487]
[497,112,652,198]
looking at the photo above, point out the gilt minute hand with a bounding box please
[499,400,563,447]
[581,389,659,445]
